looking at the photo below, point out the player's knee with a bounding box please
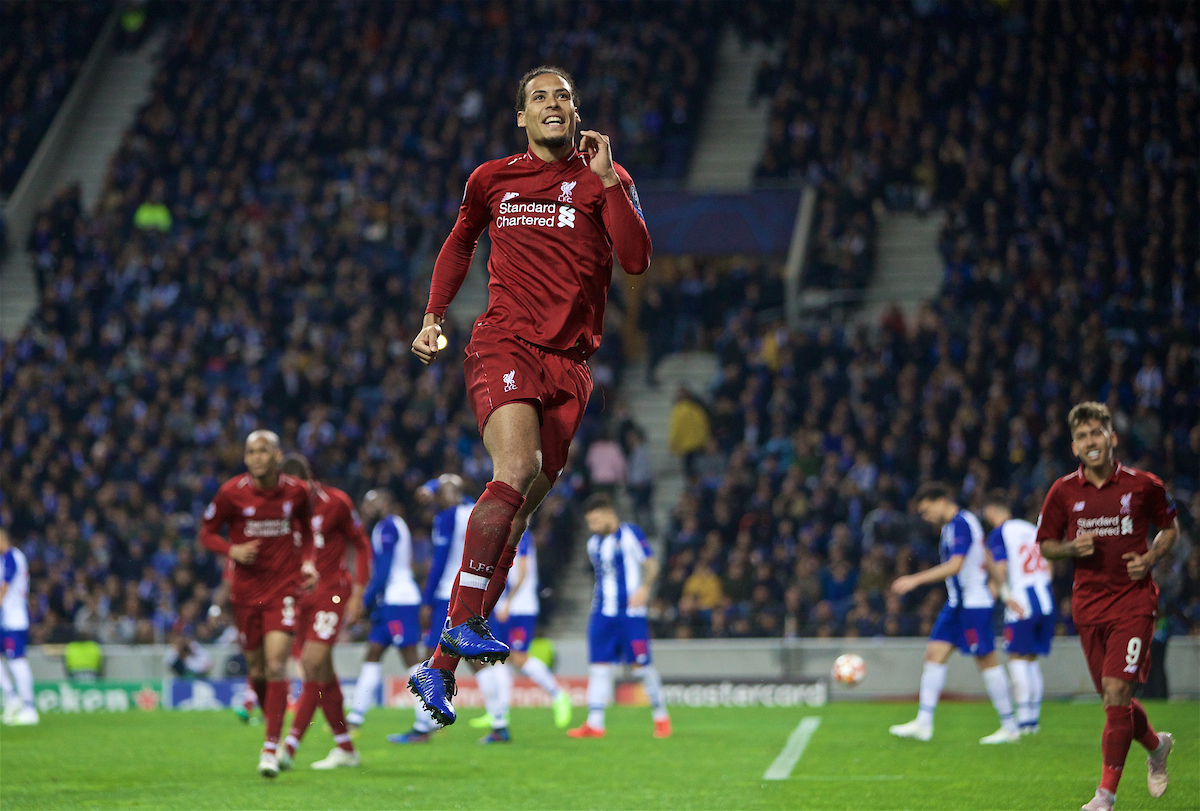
[1101,681,1133,707]
[496,454,541,493]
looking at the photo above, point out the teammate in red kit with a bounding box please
[408,65,651,725]
[199,430,317,778]
[277,454,371,770]
[1036,403,1179,811]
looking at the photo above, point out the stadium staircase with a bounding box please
[854,210,945,327]
[545,352,718,637]
[0,27,166,338]
[686,28,779,192]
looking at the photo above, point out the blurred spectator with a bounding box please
[63,636,104,682]
[163,633,213,679]
[667,387,711,477]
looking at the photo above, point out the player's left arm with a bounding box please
[581,130,651,274]
[346,501,372,624]
[1125,478,1181,581]
[628,526,658,608]
[891,554,965,595]
[0,552,13,602]
[295,492,318,591]
[1124,518,1180,580]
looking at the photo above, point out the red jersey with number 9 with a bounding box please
[1035,463,1176,625]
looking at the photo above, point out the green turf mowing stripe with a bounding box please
[763,716,822,780]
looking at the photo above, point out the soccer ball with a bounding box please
[832,653,866,686]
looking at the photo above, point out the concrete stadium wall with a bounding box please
[25,637,1200,701]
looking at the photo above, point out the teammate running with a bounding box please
[199,430,316,777]
[889,482,1019,744]
[278,454,370,770]
[408,65,651,726]
[981,490,1054,735]
[1036,402,1178,811]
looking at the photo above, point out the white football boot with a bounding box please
[979,726,1021,744]
[1146,731,1173,798]
[1081,787,1114,811]
[311,746,359,769]
[8,706,39,726]
[888,718,933,741]
[258,751,280,778]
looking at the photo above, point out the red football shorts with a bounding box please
[1077,613,1155,693]
[463,324,593,483]
[290,588,349,656]
[231,593,299,651]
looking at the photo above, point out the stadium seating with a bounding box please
[0,0,110,194]
[651,0,1198,640]
[0,0,724,645]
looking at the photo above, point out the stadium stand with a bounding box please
[0,0,111,195]
[0,0,1196,651]
[651,0,1198,641]
[0,0,724,645]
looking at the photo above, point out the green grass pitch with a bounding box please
[1,700,1196,809]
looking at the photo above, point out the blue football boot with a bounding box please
[408,662,457,727]
[386,728,433,744]
[478,726,512,745]
[439,615,510,663]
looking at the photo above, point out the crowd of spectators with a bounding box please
[0,1,723,647]
[0,0,111,195]
[650,0,1200,642]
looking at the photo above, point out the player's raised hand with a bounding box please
[1071,532,1096,557]
[1123,551,1152,580]
[229,540,260,564]
[411,316,445,366]
[579,130,620,187]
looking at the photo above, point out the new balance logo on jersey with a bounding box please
[1073,501,1086,512]
[1120,493,1132,514]
[558,181,576,203]
[243,507,256,517]
[504,370,517,392]
[502,191,520,202]
[1123,662,1139,674]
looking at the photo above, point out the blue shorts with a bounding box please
[930,604,996,656]
[588,613,652,665]
[1005,612,1055,656]
[367,605,421,649]
[495,615,538,653]
[423,599,450,650]
[1,629,28,659]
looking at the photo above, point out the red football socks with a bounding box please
[1100,705,1134,793]
[1129,698,1161,751]
[318,680,355,752]
[447,481,524,623]
[482,543,519,617]
[264,680,288,751]
[251,678,267,709]
[287,681,322,749]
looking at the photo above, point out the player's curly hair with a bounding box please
[1067,401,1112,433]
[515,65,578,112]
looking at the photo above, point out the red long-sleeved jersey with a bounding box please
[308,481,371,599]
[200,473,314,606]
[427,149,651,358]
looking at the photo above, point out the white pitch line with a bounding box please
[763,716,822,781]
